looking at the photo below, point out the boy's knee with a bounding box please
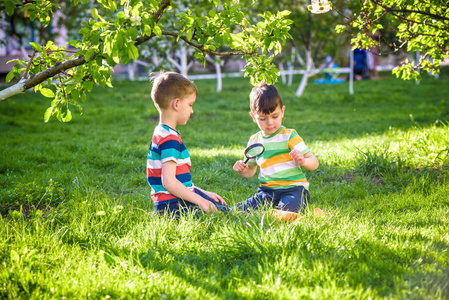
[277,188,310,213]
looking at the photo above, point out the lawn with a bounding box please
[0,70,448,299]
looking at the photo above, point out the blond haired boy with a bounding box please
[147,72,227,216]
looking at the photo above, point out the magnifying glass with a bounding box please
[244,143,265,163]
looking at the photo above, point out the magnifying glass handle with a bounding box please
[244,158,249,164]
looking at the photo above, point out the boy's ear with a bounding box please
[171,98,180,111]
[249,111,257,123]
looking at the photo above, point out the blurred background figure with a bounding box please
[321,56,337,80]
[352,48,369,80]
[6,33,21,56]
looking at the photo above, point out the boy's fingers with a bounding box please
[209,204,218,213]
[213,193,225,204]
[216,195,226,204]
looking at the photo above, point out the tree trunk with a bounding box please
[295,49,314,97]
[279,62,286,84]
[214,61,222,92]
[166,43,194,78]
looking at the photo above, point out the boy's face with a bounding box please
[250,105,285,136]
[176,93,196,125]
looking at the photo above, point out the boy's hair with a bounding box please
[150,71,198,109]
[249,81,283,115]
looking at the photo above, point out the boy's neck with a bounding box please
[159,110,177,130]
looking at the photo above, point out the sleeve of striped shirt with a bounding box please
[288,130,310,154]
[159,136,182,163]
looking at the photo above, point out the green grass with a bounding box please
[0,70,448,299]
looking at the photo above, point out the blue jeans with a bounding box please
[152,188,229,217]
[236,186,310,213]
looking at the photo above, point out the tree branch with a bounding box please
[371,0,449,22]
[153,0,171,23]
[161,31,249,56]
[23,49,36,79]
[23,56,86,90]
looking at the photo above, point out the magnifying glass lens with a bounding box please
[246,146,264,158]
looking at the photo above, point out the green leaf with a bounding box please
[44,106,54,122]
[67,40,81,48]
[143,24,152,36]
[5,1,15,16]
[116,34,124,50]
[30,42,41,52]
[5,70,15,83]
[40,88,55,98]
[74,70,83,83]
[62,109,72,122]
[85,49,96,62]
[214,32,223,45]
[96,56,103,66]
[128,44,139,61]
[186,28,193,41]
[127,27,138,40]
[153,25,162,37]
[223,32,232,45]
[257,22,266,29]
[92,7,99,19]
[82,81,94,92]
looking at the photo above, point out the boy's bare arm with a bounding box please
[233,160,258,178]
[161,161,218,214]
[290,150,319,171]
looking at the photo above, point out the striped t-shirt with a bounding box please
[147,124,194,206]
[246,126,310,190]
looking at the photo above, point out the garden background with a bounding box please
[0,70,448,299]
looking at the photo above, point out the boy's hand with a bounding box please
[203,190,227,205]
[233,160,248,173]
[290,149,305,166]
[198,198,218,214]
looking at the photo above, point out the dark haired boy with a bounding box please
[233,81,319,217]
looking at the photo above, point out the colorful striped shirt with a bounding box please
[246,126,310,190]
[147,124,194,206]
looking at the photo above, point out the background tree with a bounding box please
[0,0,293,122]
[334,0,449,80]
[246,0,355,96]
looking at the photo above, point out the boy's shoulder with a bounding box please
[279,127,298,135]
[249,131,263,141]
[152,124,182,145]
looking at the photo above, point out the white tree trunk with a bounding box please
[206,55,223,92]
[166,43,193,77]
[0,78,27,101]
[349,49,354,95]
[279,62,286,84]
[288,47,296,86]
[52,10,68,47]
[214,61,222,92]
[287,61,294,87]
[295,50,314,97]
[127,62,136,80]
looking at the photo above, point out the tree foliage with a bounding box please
[1,0,293,122]
[335,0,449,80]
